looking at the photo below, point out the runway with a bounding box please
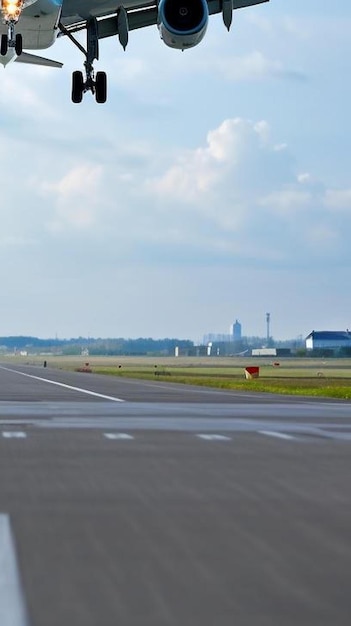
[0,363,351,625]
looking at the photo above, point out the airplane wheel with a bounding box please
[71,70,84,103]
[0,34,8,56]
[15,34,23,56]
[95,71,107,103]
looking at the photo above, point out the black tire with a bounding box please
[95,71,107,104]
[71,70,84,104]
[1,34,8,57]
[15,33,22,56]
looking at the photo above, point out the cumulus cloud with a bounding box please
[39,164,104,231]
[147,117,351,265]
[150,118,273,202]
[3,111,350,273]
[0,6,349,340]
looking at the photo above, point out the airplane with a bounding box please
[0,0,269,103]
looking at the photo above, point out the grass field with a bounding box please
[3,355,351,399]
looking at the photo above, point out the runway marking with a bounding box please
[259,430,294,440]
[2,432,27,439]
[196,434,231,441]
[0,366,124,403]
[104,433,134,440]
[0,514,30,626]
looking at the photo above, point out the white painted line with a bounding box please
[0,366,124,402]
[196,434,231,441]
[0,514,30,626]
[2,432,27,439]
[259,430,294,440]
[104,433,134,440]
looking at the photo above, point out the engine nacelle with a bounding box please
[158,0,208,50]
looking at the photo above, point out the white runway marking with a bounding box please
[0,366,124,403]
[197,434,231,441]
[259,430,294,440]
[104,433,134,440]
[2,432,27,439]
[0,514,29,626]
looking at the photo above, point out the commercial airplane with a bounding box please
[0,0,269,103]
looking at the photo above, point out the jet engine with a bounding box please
[158,0,209,50]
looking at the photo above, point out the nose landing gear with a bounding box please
[0,0,24,58]
[1,30,22,56]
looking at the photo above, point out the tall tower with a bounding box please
[230,320,242,342]
[266,312,271,344]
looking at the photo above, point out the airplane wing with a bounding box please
[60,0,269,38]
[15,53,63,68]
[0,0,269,102]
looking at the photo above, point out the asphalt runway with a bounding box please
[0,363,351,626]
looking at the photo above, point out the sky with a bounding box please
[0,0,351,342]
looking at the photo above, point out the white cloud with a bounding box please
[0,66,63,120]
[209,51,306,82]
[39,164,104,231]
[149,118,271,202]
[247,12,310,41]
[260,189,312,214]
[147,117,351,265]
[324,189,351,211]
[0,0,349,340]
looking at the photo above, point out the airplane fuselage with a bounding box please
[0,0,62,50]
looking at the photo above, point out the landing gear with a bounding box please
[0,34,7,57]
[95,71,107,104]
[70,64,107,104]
[60,18,107,104]
[0,5,23,58]
[0,29,23,57]
[15,33,22,55]
[71,70,84,104]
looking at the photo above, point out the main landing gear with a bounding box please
[71,66,107,104]
[59,18,107,104]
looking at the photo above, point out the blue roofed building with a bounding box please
[306,330,351,351]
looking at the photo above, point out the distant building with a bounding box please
[230,319,242,342]
[203,333,230,344]
[252,348,291,357]
[306,330,351,351]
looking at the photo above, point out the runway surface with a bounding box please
[0,363,351,625]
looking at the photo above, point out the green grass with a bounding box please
[2,355,351,399]
[90,361,351,399]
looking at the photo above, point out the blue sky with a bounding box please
[0,0,351,342]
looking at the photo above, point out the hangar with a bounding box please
[306,330,351,351]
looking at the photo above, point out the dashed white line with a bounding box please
[2,432,27,439]
[259,430,294,440]
[196,434,231,441]
[104,433,134,440]
[0,514,30,626]
[0,366,124,402]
